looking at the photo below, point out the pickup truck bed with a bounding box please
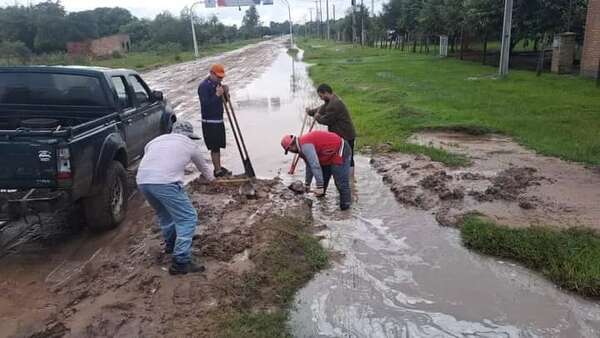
[0,66,175,232]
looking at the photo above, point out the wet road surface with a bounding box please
[290,157,600,337]
[2,39,600,337]
[206,41,600,337]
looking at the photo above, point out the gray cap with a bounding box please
[172,121,200,140]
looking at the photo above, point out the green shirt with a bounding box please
[308,94,357,141]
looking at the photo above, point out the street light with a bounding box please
[190,1,205,58]
[280,0,294,48]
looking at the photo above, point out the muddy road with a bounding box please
[0,38,318,337]
[2,38,600,337]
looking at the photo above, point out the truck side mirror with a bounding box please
[151,90,164,102]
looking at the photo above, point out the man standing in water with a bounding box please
[281,130,352,210]
[306,84,357,175]
[198,64,231,177]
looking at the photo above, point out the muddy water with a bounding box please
[290,157,600,337]
[2,40,600,337]
[142,39,324,179]
[223,48,600,336]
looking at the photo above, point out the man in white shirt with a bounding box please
[137,121,215,275]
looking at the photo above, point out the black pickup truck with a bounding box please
[0,66,175,231]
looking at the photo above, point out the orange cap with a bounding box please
[210,64,225,77]
[281,134,294,154]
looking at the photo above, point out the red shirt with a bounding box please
[298,131,344,166]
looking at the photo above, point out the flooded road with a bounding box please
[290,157,600,337]
[210,43,600,337]
[143,38,323,179]
[2,39,600,337]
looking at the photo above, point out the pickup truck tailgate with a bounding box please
[0,140,57,188]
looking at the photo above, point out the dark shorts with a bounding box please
[202,122,226,151]
[347,139,355,167]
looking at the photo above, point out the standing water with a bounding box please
[225,45,600,337]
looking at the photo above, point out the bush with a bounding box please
[156,42,183,55]
[0,40,32,65]
[111,51,123,59]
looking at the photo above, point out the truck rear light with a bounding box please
[57,147,72,180]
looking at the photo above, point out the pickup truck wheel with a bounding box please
[83,161,128,231]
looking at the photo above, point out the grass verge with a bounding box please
[2,39,260,72]
[298,39,600,166]
[461,216,600,298]
[217,216,328,338]
[93,39,260,71]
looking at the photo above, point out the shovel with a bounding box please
[223,91,256,178]
[288,118,316,175]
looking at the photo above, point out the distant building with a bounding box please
[67,34,131,58]
[581,0,600,78]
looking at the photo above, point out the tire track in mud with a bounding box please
[0,40,305,338]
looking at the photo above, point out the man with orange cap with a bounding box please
[281,130,352,210]
[198,64,231,177]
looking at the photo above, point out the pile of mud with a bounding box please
[1,178,318,337]
[372,132,600,229]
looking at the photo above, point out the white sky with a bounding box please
[8,0,385,26]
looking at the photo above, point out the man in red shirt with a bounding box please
[281,130,352,210]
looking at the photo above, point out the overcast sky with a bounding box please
[9,0,384,26]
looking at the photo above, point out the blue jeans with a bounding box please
[322,142,352,209]
[138,183,198,264]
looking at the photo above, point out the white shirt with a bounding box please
[136,133,215,185]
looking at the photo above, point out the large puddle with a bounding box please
[223,48,323,177]
[227,47,600,337]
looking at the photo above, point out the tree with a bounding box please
[151,12,188,47]
[32,1,68,52]
[241,5,261,38]
[92,7,134,37]
[120,19,153,44]
[66,11,100,41]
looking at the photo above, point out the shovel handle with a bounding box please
[288,119,317,175]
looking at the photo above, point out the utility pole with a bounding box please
[190,1,204,58]
[351,0,356,46]
[499,0,513,76]
[315,0,320,38]
[360,0,365,46]
[282,0,294,48]
[326,0,330,40]
[318,0,323,39]
[371,0,374,17]
[333,4,335,21]
[309,8,313,38]
[333,4,336,41]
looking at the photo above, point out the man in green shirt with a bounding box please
[306,84,357,173]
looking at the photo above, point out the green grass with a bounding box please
[92,39,260,71]
[218,217,328,337]
[1,39,260,72]
[220,312,291,338]
[462,216,600,297]
[299,39,600,166]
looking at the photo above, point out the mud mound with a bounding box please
[419,171,464,201]
[374,131,600,230]
[4,175,315,338]
[470,167,541,202]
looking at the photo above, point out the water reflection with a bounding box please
[226,45,600,338]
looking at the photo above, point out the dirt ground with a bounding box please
[371,131,600,229]
[0,38,320,338]
[0,177,315,337]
